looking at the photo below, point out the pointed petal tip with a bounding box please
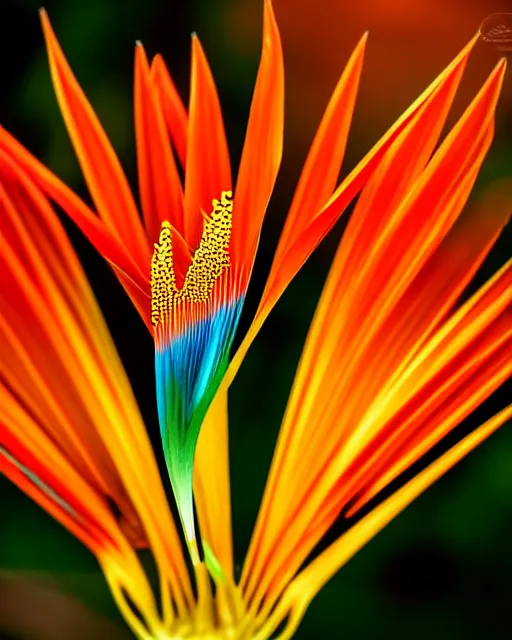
[39,6,49,29]
[135,40,148,64]
[487,56,508,93]
[134,40,149,71]
[39,6,53,34]
[469,31,481,46]
[497,56,508,73]
[39,6,57,51]
[265,0,277,21]
[190,33,203,55]
[464,31,481,52]
[263,0,280,42]
[353,31,369,58]
[449,32,479,69]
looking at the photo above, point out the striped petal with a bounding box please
[3,420,165,639]
[39,10,149,268]
[0,124,152,331]
[268,32,367,273]
[2,409,122,556]
[0,154,193,620]
[193,27,479,586]
[241,58,508,615]
[150,191,243,564]
[225,33,477,388]
[254,406,512,640]
[0,127,148,289]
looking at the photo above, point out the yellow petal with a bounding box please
[254,405,512,640]
[194,387,233,577]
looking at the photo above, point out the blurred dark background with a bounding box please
[1,0,511,638]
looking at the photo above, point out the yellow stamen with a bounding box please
[151,191,233,326]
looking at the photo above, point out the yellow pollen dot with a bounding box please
[150,191,233,326]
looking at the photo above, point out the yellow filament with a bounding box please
[151,191,233,326]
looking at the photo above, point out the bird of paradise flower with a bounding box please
[1,0,511,638]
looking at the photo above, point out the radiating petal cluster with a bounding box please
[0,151,194,638]
[1,1,511,639]
[240,52,512,638]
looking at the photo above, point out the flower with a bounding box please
[1,1,511,638]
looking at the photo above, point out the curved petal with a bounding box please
[40,10,149,268]
[272,32,367,265]
[2,426,169,640]
[0,127,148,293]
[259,33,478,323]
[231,0,284,289]
[254,405,512,640]
[0,156,193,618]
[241,59,507,613]
[1,416,121,556]
[224,33,478,391]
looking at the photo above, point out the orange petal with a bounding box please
[0,159,193,616]
[254,405,512,640]
[151,53,188,168]
[254,251,511,619]
[305,262,511,530]
[261,36,478,317]
[231,0,284,287]
[346,330,511,516]
[40,10,149,268]
[0,128,148,292]
[272,32,367,267]
[184,35,232,250]
[330,61,505,320]
[337,180,512,421]
[1,413,120,556]
[3,424,174,638]
[281,63,503,471]
[0,140,152,333]
[240,59,506,612]
[190,1,283,572]
[226,34,477,391]
[135,43,185,245]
